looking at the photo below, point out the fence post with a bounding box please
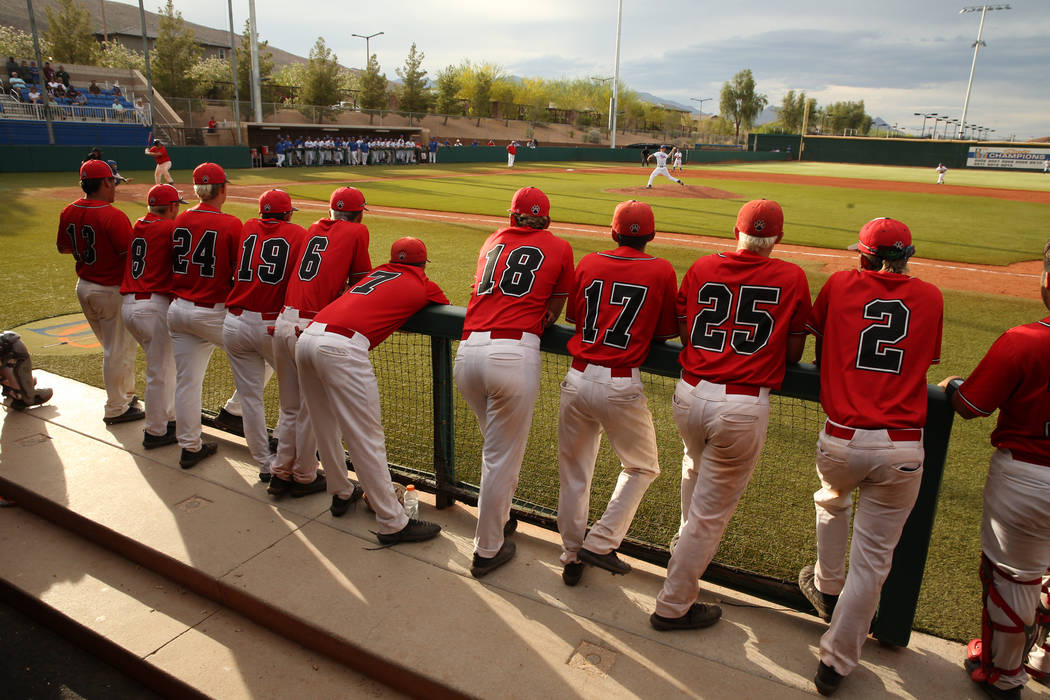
[430,336,456,508]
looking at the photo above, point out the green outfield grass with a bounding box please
[1,163,1047,643]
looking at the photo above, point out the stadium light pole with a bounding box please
[914,112,936,138]
[609,0,623,149]
[25,0,54,144]
[352,32,384,70]
[136,0,155,136]
[958,5,1010,139]
[226,0,241,144]
[691,97,711,142]
[248,0,263,123]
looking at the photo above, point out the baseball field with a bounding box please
[3,158,1048,644]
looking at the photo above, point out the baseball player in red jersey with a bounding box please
[167,163,241,469]
[455,186,575,577]
[145,139,174,185]
[297,237,448,540]
[269,186,372,498]
[798,218,942,696]
[119,184,187,447]
[222,189,305,482]
[651,199,811,631]
[941,240,1050,700]
[57,159,142,425]
[557,200,677,586]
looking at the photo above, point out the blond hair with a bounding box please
[193,183,223,202]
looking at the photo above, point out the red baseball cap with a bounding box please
[330,186,367,212]
[258,189,297,214]
[79,159,114,180]
[612,200,655,237]
[509,187,550,218]
[734,199,783,238]
[147,184,188,206]
[390,237,428,264]
[192,162,226,185]
[849,218,914,257]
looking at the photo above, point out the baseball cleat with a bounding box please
[504,517,518,537]
[104,405,145,425]
[470,540,516,578]
[644,185,652,189]
[562,561,584,587]
[579,548,631,575]
[376,518,442,545]
[179,441,217,469]
[329,482,363,517]
[214,407,245,436]
[142,423,178,449]
[799,565,838,622]
[649,603,722,631]
[266,474,294,497]
[290,472,327,498]
[678,180,684,185]
[815,661,844,696]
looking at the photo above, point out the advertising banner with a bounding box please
[967,146,1050,170]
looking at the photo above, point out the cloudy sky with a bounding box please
[117,0,1048,140]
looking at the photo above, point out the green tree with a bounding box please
[187,57,231,99]
[151,0,202,98]
[395,42,430,113]
[300,37,344,115]
[719,69,767,143]
[0,26,34,59]
[43,0,98,65]
[96,41,145,71]
[359,53,388,110]
[236,20,276,103]
[824,100,872,135]
[778,91,818,133]
[515,77,550,122]
[434,64,462,117]
[465,62,502,119]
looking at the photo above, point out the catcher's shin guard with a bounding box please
[970,553,1042,684]
[0,331,53,409]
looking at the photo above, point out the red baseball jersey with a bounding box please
[284,219,372,314]
[225,218,306,313]
[57,199,133,286]
[313,263,449,349]
[677,249,811,390]
[462,226,574,337]
[956,317,1050,461]
[168,204,242,305]
[566,246,678,368]
[806,269,943,429]
[120,213,175,295]
[148,145,170,165]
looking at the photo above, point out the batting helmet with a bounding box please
[611,200,655,238]
[509,187,550,218]
[152,139,161,146]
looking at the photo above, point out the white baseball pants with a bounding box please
[557,364,660,565]
[121,294,174,436]
[167,298,227,452]
[275,153,285,167]
[507,153,515,167]
[978,449,1050,691]
[76,279,137,419]
[271,308,319,483]
[454,332,541,558]
[154,160,173,185]
[811,423,924,677]
[222,311,277,474]
[647,166,679,186]
[296,324,408,534]
[654,378,770,618]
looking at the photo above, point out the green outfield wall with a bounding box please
[749,134,973,168]
[0,145,251,173]
[434,145,789,165]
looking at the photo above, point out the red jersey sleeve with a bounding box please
[957,332,1020,417]
[425,278,450,305]
[655,264,679,339]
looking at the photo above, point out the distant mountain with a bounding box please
[636,92,695,113]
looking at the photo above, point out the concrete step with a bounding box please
[2,371,1046,700]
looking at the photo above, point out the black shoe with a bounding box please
[214,408,244,436]
[563,561,584,587]
[329,483,363,517]
[649,603,722,631]
[815,661,844,696]
[290,473,327,498]
[504,517,518,537]
[142,423,177,449]
[376,518,442,545]
[268,435,278,453]
[799,565,838,622]
[579,548,631,575]
[179,441,217,469]
[258,471,271,483]
[104,405,145,425]
[267,474,293,497]
[470,540,516,578]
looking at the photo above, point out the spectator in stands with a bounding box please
[55,65,70,87]
[9,72,26,92]
[112,96,125,115]
[27,86,41,104]
[454,139,462,147]
[4,57,17,79]
[42,61,55,84]
[26,61,38,84]
[207,116,217,133]
[47,78,64,97]
[112,81,122,96]
[487,139,495,146]
[529,138,538,148]
[89,80,101,95]
[73,89,87,106]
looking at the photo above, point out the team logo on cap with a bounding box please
[201,175,210,183]
[754,219,766,232]
[336,200,344,209]
[530,204,541,215]
[398,251,407,261]
[629,223,640,234]
[149,195,157,205]
[263,203,271,212]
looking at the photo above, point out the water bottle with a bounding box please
[403,484,419,519]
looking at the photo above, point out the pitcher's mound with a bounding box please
[610,185,740,200]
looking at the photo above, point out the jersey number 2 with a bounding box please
[855,299,910,374]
